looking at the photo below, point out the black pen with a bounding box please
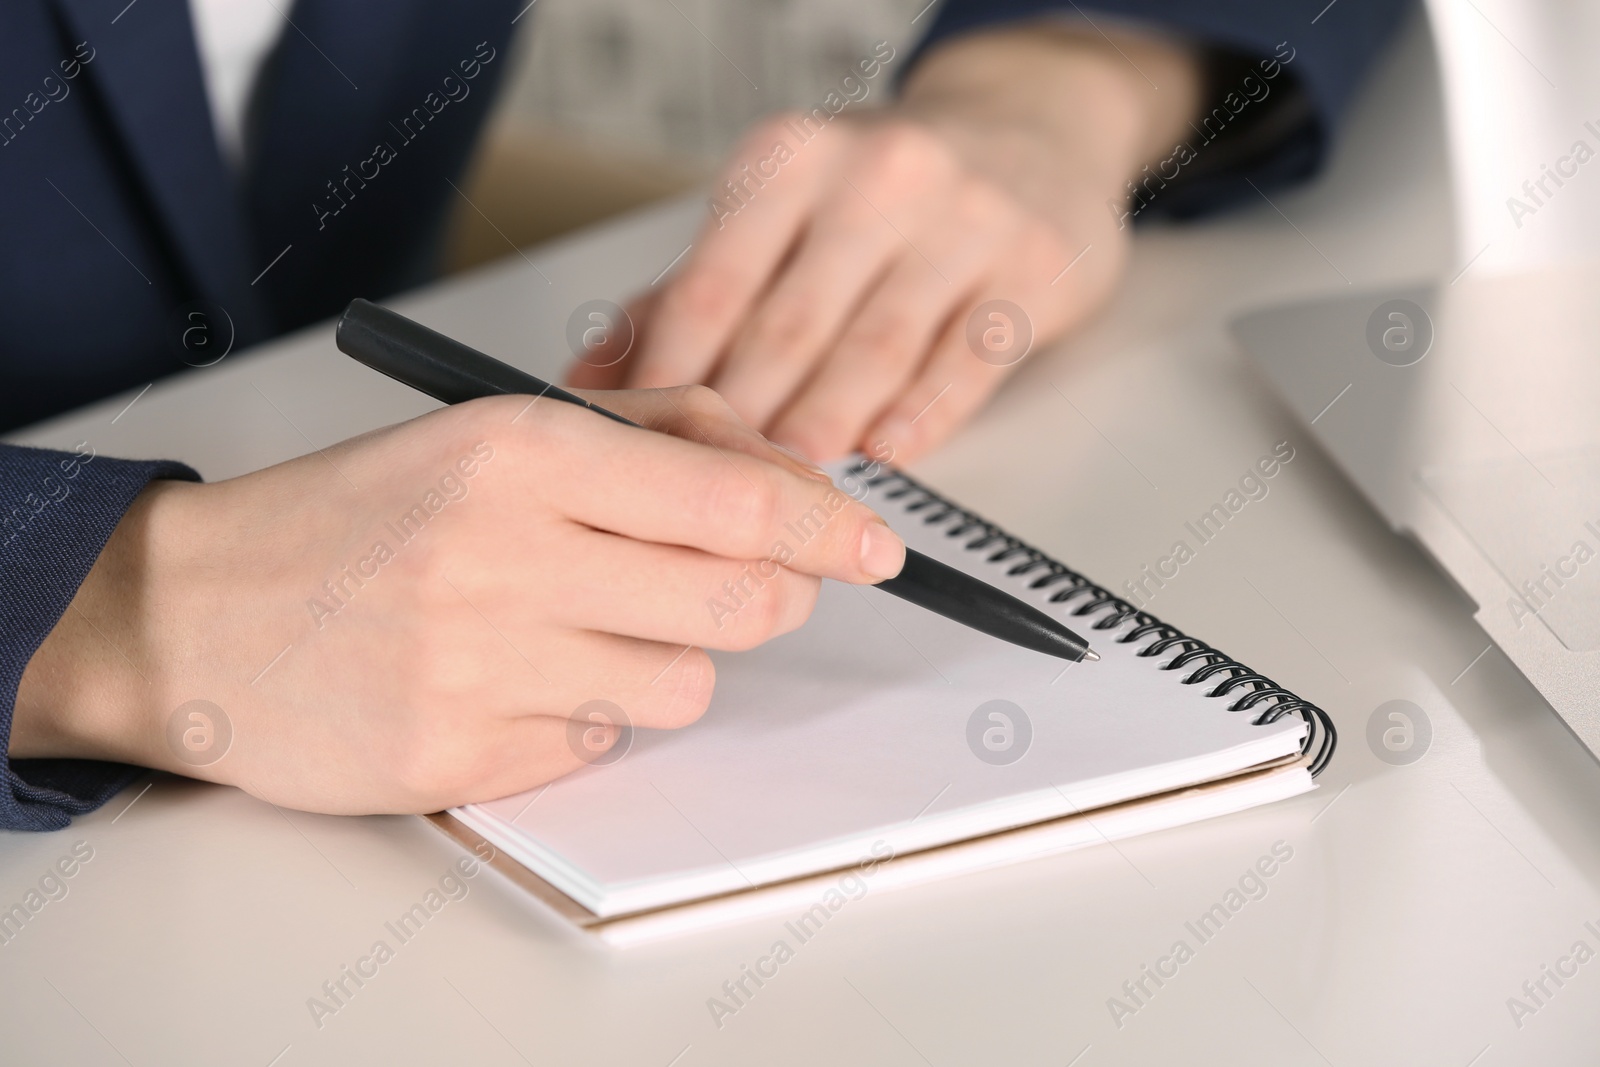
[334,299,1098,663]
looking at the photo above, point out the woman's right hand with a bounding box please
[11,386,905,814]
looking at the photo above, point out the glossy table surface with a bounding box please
[7,16,1600,1066]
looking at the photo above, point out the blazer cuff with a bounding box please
[0,443,200,831]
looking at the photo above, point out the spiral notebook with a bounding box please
[441,461,1333,938]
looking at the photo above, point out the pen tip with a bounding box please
[1082,648,1100,662]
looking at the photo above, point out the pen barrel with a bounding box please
[337,298,546,403]
[877,550,1093,662]
[335,299,638,426]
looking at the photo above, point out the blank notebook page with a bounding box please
[455,464,1309,917]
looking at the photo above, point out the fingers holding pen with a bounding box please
[568,384,832,486]
[497,400,903,585]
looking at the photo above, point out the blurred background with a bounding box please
[503,0,931,161]
[446,0,937,269]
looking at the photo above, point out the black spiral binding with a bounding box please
[855,462,1336,777]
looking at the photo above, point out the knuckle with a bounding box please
[714,624,762,652]
[659,647,716,727]
[456,394,518,428]
[748,300,818,357]
[671,382,730,419]
[1015,222,1073,279]
[666,266,740,324]
[846,311,917,369]
[954,178,1010,226]
[716,563,822,651]
[443,397,516,457]
[499,394,572,457]
[863,122,948,189]
[706,467,783,544]
[773,574,820,637]
[740,579,789,643]
[720,613,771,653]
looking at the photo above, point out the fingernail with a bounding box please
[860,522,906,581]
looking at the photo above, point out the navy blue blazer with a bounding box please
[0,0,1408,830]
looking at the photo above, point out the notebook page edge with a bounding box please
[454,721,1305,918]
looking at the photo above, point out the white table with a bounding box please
[7,17,1600,1065]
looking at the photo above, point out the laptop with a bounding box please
[1231,263,1600,758]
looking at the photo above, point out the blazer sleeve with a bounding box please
[907,0,1414,218]
[0,443,199,832]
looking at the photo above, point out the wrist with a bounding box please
[898,23,1204,209]
[11,479,198,769]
